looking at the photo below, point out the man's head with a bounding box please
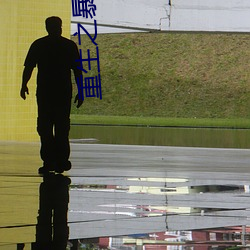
[45,16,62,36]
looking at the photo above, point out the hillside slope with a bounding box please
[71,32,249,119]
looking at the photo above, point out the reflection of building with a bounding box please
[127,178,194,215]
[69,177,249,249]
[14,227,250,250]
[127,178,243,217]
[95,228,249,250]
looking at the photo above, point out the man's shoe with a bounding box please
[38,162,55,175]
[55,161,72,174]
[64,161,72,171]
[38,166,54,175]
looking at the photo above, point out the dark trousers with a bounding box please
[37,95,71,168]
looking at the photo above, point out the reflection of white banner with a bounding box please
[71,0,250,34]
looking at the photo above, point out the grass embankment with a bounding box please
[71,32,250,128]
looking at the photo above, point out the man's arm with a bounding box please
[73,67,84,108]
[20,66,34,100]
[72,42,84,108]
[73,67,82,85]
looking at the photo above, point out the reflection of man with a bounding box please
[32,173,70,250]
[21,16,82,174]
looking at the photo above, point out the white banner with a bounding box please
[71,0,250,34]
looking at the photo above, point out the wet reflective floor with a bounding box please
[0,141,250,249]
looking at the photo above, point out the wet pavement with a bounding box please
[0,141,250,249]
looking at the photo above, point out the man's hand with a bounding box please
[74,94,83,108]
[20,86,29,100]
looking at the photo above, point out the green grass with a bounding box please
[70,32,250,126]
[71,114,250,129]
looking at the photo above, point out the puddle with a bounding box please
[70,125,250,149]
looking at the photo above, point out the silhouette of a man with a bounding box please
[21,16,83,174]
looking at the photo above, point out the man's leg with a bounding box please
[54,98,71,173]
[54,117,71,172]
[37,117,56,170]
[37,97,56,172]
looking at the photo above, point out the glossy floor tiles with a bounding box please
[0,141,250,249]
